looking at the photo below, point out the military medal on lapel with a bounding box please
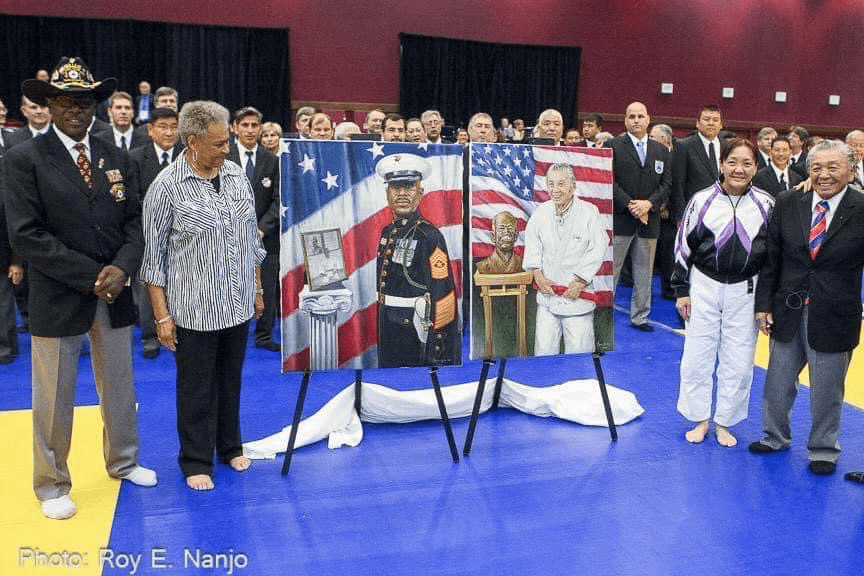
[105,168,126,202]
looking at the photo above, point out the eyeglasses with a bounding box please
[50,95,95,109]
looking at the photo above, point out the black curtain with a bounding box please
[0,15,291,127]
[399,33,581,130]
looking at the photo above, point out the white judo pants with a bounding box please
[677,268,759,427]
[534,306,594,356]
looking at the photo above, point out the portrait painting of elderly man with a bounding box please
[279,140,464,371]
[470,143,614,360]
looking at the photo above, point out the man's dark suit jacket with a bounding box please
[228,143,280,254]
[4,126,40,149]
[752,165,803,196]
[755,188,864,353]
[789,151,808,179]
[3,130,143,337]
[128,144,182,200]
[757,151,771,171]
[606,134,672,238]
[671,133,719,220]
[91,125,148,151]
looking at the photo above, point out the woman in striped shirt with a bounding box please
[140,101,266,491]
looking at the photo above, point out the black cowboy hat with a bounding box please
[21,56,117,106]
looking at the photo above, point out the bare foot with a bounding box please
[186,474,214,490]
[716,425,737,447]
[685,421,710,444]
[229,456,251,472]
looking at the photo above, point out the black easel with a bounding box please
[429,366,460,463]
[462,352,617,456]
[282,369,312,475]
[282,366,458,474]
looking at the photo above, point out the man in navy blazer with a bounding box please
[671,105,723,220]
[5,57,157,520]
[749,140,864,477]
[606,102,672,331]
[751,135,802,196]
[228,106,281,351]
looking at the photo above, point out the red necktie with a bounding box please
[808,201,829,259]
[74,143,92,188]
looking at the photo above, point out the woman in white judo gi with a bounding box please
[673,139,774,447]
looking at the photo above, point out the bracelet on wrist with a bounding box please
[156,315,172,325]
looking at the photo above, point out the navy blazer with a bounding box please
[606,134,672,238]
[128,143,182,200]
[755,188,864,352]
[671,134,719,220]
[228,143,281,254]
[752,165,803,197]
[3,130,142,336]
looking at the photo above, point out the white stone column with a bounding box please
[299,286,353,370]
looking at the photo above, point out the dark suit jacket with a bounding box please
[128,144,182,200]
[606,134,672,238]
[757,151,771,170]
[91,125,148,151]
[754,188,864,352]
[3,130,143,337]
[228,144,280,254]
[5,126,40,149]
[752,165,802,196]
[671,134,720,220]
[789,151,808,179]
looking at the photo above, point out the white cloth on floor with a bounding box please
[243,378,644,459]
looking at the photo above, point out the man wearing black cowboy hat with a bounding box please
[4,56,156,520]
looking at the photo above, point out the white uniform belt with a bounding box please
[379,294,418,308]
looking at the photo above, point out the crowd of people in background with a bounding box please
[3,57,864,520]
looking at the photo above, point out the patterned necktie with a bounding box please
[160,151,170,169]
[245,150,255,181]
[120,135,127,151]
[74,142,92,188]
[636,140,646,167]
[809,200,829,259]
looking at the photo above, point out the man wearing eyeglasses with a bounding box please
[5,57,156,520]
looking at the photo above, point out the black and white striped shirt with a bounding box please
[140,152,266,331]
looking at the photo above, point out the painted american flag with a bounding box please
[470,143,614,302]
[470,143,615,354]
[279,140,464,372]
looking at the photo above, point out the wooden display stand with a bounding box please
[474,270,533,357]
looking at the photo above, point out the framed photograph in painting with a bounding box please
[300,228,348,290]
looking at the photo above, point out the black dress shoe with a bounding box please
[844,471,864,484]
[256,341,281,352]
[748,440,780,454]
[142,348,160,359]
[661,290,676,300]
[630,322,654,333]
[808,460,836,475]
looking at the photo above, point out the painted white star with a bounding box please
[322,171,338,190]
[484,144,493,154]
[418,142,429,151]
[298,154,315,173]
[513,156,521,166]
[522,166,531,176]
[367,141,384,159]
[494,155,503,165]
[522,186,531,196]
[503,147,512,156]
[523,148,531,157]
[502,166,513,177]
[280,202,288,220]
